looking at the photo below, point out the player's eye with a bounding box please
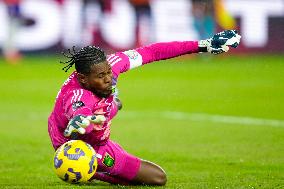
[97,74,104,78]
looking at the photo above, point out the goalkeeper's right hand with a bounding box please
[63,114,106,137]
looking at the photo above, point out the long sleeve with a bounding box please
[137,41,199,64]
[108,41,199,78]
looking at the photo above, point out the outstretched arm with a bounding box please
[109,30,241,77]
[109,41,199,77]
[135,41,199,65]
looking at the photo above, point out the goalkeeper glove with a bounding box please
[64,114,106,137]
[198,30,241,55]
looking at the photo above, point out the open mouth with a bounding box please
[106,85,112,91]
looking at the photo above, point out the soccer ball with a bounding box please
[53,140,98,183]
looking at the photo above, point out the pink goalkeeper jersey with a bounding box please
[48,41,199,149]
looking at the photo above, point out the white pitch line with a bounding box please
[0,111,283,128]
[120,111,284,128]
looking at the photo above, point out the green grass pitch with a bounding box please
[0,54,283,189]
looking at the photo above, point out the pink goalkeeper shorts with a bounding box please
[93,140,141,181]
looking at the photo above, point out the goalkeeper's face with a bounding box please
[78,61,113,98]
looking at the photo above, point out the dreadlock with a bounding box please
[60,46,107,74]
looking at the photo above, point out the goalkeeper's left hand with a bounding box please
[198,30,241,55]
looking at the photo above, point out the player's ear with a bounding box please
[77,73,88,84]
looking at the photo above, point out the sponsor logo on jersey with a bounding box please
[72,101,85,110]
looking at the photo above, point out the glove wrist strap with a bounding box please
[198,40,209,53]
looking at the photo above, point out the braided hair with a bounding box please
[60,46,107,74]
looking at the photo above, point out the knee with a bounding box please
[133,160,167,186]
[153,170,167,186]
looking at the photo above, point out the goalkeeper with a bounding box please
[48,30,241,185]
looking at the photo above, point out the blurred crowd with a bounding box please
[1,0,235,64]
[2,0,22,63]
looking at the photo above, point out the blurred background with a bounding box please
[1,0,284,62]
[0,0,284,188]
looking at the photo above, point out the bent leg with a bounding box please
[92,140,140,185]
[93,160,167,186]
[131,159,167,186]
[92,140,166,186]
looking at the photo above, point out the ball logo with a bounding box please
[64,145,85,160]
